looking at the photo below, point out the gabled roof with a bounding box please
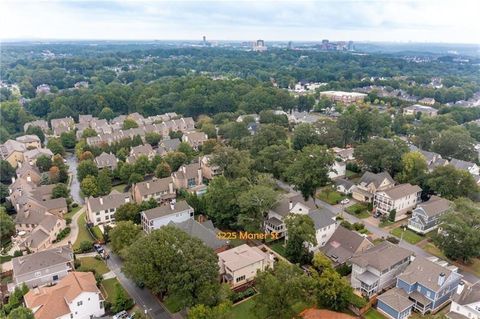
[271,193,317,217]
[321,226,373,265]
[414,196,451,218]
[142,200,192,220]
[350,241,413,272]
[308,209,336,230]
[454,282,480,305]
[377,287,414,312]
[170,219,227,251]
[94,152,117,168]
[358,171,394,189]
[378,183,422,200]
[134,177,174,196]
[174,162,202,180]
[87,190,131,212]
[335,178,355,190]
[16,135,41,144]
[13,245,73,277]
[450,158,477,171]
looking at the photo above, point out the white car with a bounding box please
[340,198,350,205]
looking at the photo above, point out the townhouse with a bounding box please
[24,120,49,133]
[403,104,438,117]
[132,176,176,203]
[141,200,194,233]
[200,155,221,180]
[169,218,229,253]
[157,138,181,156]
[94,152,118,170]
[172,162,207,195]
[50,117,75,137]
[182,131,208,150]
[0,139,27,167]
[450,159,480,176]
[352,171,395,203]
[408,196,451,234]
[16,135,41,149]
[373,183,422,221]
[86,190,132,226]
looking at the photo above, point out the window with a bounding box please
[53,275,58,281]
[417,285,421,292]
[236,275,246,283]
[77,301,83,306]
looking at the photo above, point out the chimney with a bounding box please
[170,201,175,211]
[182,166,186,174]
[146,182,150,189]
[289,200,293,210]
[168,182,174,194]
[438,273,446,286]
[99,197,103,205]
[456,281,465,295]
[11,177,15,184]
[197,168,202,185]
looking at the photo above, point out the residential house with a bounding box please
[169,218,229,253]
[0,139,27,167]
[408,196,451,234]
[218,244,274,288]
[16,135,41,149]
[132,177,176,203]
[236,114,260,123]
[373,183,422,221]
[157,138,181,156]
[141,200,194,233]
[247,122,260,135]
[11,245,73,290]
[289,111,321,124]
[86,190,132,226]
[320,226,374,267]
[377,257,463,318]
[335,179,355,195]
[182,131,208,150]
[352,172,395,202]
[23,148,54,165]
[447,282,480,319]
[24,272,105,319]
[24,120,49,133]
[94,152,118,170]
[332,147,355,161]
[200,155,221,180]
[319,91,367,104]
[126,143,155,163]
[350,242,413,297]
[403,105,438,117]
[450,159,480,176]
[329,160,346,179]
[172,163,207,195]
[419,98,436,106]
[50,117,74,137]
[15,162,42,185]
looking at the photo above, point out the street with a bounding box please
[105,247,172,319]
[66,152,84,205]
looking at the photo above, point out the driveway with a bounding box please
[52,206,85,248]
[104,247,173,319]
[65,152,84,205]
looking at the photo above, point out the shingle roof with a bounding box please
[142,200,192,220]
[134,177,174,196]
[350,241,413,272]
[271,193,317,217]
[321,226,372,265]
[87,190,131,212]
[335,178,355,190]
[450,159,477,171]
[453,282,480,305]
[94,152,117,168]
[377,287,414,312]
[170,219,227,250]
[379,183,422,200]
[13,245,73,277]
[308,209,337,230]
[218,244,270,271]
[358,171,394,189]
[415,196,451,218]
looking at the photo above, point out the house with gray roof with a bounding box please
[335,178,355,194]
[141,200,194,233]
[23,148,53,164]
[132,177,176,204]
[378,256,463,318]
[11,245,73,291]
[450,159,479,176]
[86,190,132,226]
[408,196,451,234]
[94,152,118,170]
[320,226,374,266]
[24,120,49,133]
[182,131,208,150]
[172,163,207,195]
[157,138,181,156]
[350,242,413,297]
[16,135,41,149]
[447,281,480,319]
[169,219,228,252]
[126,143,155,163]
[403,104,438,117]
[373,183,422,221]
[352,171,395,202]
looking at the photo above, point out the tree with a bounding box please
[81,128,98,138]
[292,123,320,151]
[218,121,249,141]
[98,107,115,120]
[397,151,428,185]
[432,126,476,161]
[115,202,141,224]
[36,155,52,172]
[297,95,316,112]
[155,162,172,178]
[7,307,34,319]
[144,132,161,146]
[123,226,221,307]
[251,124,288,154]
[118,162,134,183]
[134,155,152,176]
[25,125,45,143]
[254,261,314,319]
[49,166,60,183]
[210,146,254,180]
[237,185,278,232]
[255,144,294,179]
[97,169,112,196]
[433,198,480,262]
[52,183,69,199]
[77,159,98,182]
[0,207,15,240]
[314,266,353,311]
[285,214,317,264]
[111,283,134,313]
[178,142,195,160]
[81,175,98,197]
[285,145,334,201]
[79,151,94,161]
[128,173,144,185]
[426,165,478,200]
[60,131,76,149]
[314,119,343,148]
[122,118,138,130]
[388,209,397,222]
[354,138,408,176]
[0,160,15,184]
[109,221,142,257]
[47,138,65,155]
[164,152,188,172]
[188,302,232,319]
[0,183,8,203]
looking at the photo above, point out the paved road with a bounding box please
[66,152,84,205]
[105,247,172,319]
[276,179,480,284]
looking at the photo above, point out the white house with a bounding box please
[373,183,422,221]
[24,272,104,319]
[141,200,194,233]
[447,282,480,319]
[329,160,346,179]
[86,191,132,226]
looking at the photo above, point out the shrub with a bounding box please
[336,264,352,276]
[353,223,365,231]
[348,292,367,308]
[340,220,353,230]
[78,240,93,253]
[55,227,71,242]
[72,203,79,208]
[386,236,400,244]
[13,250,23,257]
[66,217,72,225]
[346,162,361,173]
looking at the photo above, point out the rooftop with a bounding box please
[350,241,413,272]
[142,200,192,220]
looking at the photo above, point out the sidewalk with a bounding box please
[52,206,85,248]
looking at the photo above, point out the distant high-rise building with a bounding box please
[253,39,267,52]
[287,41,293,49]
[203,35,206,43]
[348,41,354,51]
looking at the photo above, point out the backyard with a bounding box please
[228,297,258,319]
[78,257,109,275]
[317,188,345,205]
[267,239,287,258]
[112,183,128,193]
[390,227,424,244]
[345,203,370,219]
[364,309,386,319]
[73,212,94,250]
[421,242,480,277]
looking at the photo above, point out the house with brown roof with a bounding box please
[16,135,41,149]
[23,148,54,165]
[373,183,422,221]
[157,138,181,156]
[132,177,176,203]
[182,131,208,150]
[94,152,118,170]
[0,139,27,167]
[352,171,395,202]
[350,242,413,297]
[200,155,221,180]
[141,200,194,233]
[218,244,274,288]
[408,196,451,234]
[11,245,73,290]
[24,272,105,319]
[172,163,207,195]
[50,117,74,137]
[126,143,156,163]
[86,190,132,226]
[24,120,49,133]
[15,162,42,185]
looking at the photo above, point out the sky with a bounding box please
[1,0,479,44]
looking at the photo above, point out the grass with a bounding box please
[379,220,394,228]
[0,255,12,264]
[422,242,480,277]
[101,278,128,303]
[317,189,345,205]
[163,294,184,313]
[78,257,109,275]
[229,296,259,319]
[346,170,359,179]
[73,212,94,250]
[112,183,128,193]
[65,205,83,219]
[346,203,370,219]
[91,226,104,241]
[390,227,424,244]
[364,309,386,319]
[268,240,287,257]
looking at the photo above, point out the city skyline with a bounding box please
[1,0,479,44]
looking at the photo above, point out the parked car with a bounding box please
[113,310,129,319]
[373,211,382,218]
[340,198,350,205]
[93,243,104,254]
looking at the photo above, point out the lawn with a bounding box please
[346,203,370,219]
[268,240,287,257]
[163,294,184,313]
[78,257,109,275]
[229,296,259,319]
[65,205,83,219]
[379,220,394,228]
[317,189,345,205]
[390,227,423,244]
[73,212,94,250]
[101,278,129,303]
[364,309,386,319]
[0,255,12,264]
[112,183,128,193]
[422,243,480,277]
[91,225,104,241]
[346,170,360,179]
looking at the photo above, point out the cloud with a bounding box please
[0,0,479,43]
